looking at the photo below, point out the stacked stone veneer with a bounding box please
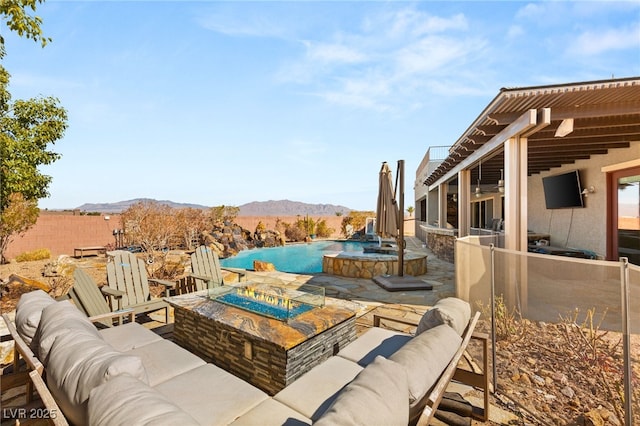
[322,253,427,278]
[426,230,456,263]
[172,306,356,396]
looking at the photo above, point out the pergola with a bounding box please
[423,77,640,252]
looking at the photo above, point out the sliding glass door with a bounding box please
[609,167,640,266]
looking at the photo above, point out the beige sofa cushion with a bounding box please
[274,356,363,421]
[416,297,471,336]
[32,300,102,365]
[88,374,199,426]
[125,339,206,386]
[337,326,411,367]
[47,330,148,426]
[154,364,269,425]
[15,290,56,347]
[99,322,163,352]
[230,399,311,426]
[314,356,409,426]
[390,324,461,406]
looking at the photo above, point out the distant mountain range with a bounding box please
[75,198,352,216]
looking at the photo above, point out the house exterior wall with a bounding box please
[527,142,640,258]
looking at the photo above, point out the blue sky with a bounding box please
[4,1,639,211]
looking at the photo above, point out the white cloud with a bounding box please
[315,75,392,111]
[394,36,479,76]
[515,2,547,20]
[569,24,640,56]
[507,25,524,40]
[305,42,367,64]
[412,13,468,36]
[367,8,468,38]
[278,7,484,112]
[197,12,286,38]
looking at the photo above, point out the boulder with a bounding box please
[253,260,276,272]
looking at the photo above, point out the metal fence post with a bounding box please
[490,243,497,392]
[620,257,632,425]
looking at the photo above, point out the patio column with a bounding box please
[438,183,448,229]
[504,135,529,314]
[503,136,528,251]
[458,169,471,237]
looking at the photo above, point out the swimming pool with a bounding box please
[220,240,366,274]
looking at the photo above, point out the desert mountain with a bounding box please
[76,198,352,216]
[75,198,209,214]
[238,200,351,216]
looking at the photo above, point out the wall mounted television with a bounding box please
[542,170,584,209]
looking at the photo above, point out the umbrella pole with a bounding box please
[398,159,404,277]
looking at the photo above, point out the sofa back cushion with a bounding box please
[47,330,148,426]
[32,300,102,365]
[15,290,56,347]
[389,324,461,407]
[416,297,471,336]
[88,374,199,426]
[314,356,409,426]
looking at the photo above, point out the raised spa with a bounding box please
[322,250,428,279]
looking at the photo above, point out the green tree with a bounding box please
[0,0,68,263]
[407,206,414,217]
[1,94,67,209]
[315,219,334,238]
[209,205,239,225]
[341,210,375,237]
[0,193,39,264]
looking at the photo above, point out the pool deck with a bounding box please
[1,237,518,424]
[148,237,516,423]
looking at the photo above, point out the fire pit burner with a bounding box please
[209,283,325,321]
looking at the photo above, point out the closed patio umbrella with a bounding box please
[373,160,431,287]
[376,161,399,239]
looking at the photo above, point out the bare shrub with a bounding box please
[477,294,527,341]
[16,248,51,262]
[558,308,632,425]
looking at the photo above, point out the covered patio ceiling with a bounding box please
[424,77,640,188]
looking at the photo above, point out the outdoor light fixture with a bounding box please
[555,118,574,137]
[581,185,596,197]
[497,169,505,193]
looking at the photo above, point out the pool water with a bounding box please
[220,240,366,274]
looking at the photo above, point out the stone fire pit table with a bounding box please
[164,286,356,395]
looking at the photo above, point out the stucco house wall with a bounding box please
[527,143,640,258]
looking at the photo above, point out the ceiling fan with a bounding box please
[493,168,505,193]
[474,161,483,198]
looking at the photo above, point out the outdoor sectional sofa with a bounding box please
[4,290,488,426]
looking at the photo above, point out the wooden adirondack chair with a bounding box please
[188,245,247,290]
[106,250,175,323]
[64,268,134,327]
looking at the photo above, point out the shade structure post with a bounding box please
[397,160,404,277]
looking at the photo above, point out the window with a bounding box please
[471,199,494,229]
